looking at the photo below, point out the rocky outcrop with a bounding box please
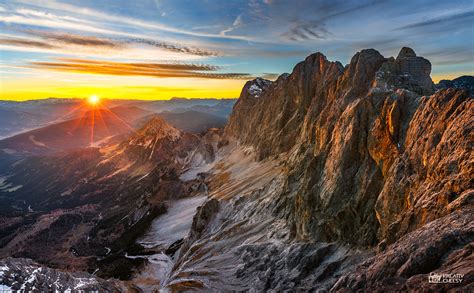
[437,75,474,94]
[167,47,470,291]
[374,88,473,243]
[213,47,474,291]
[373,47,433,96]
[225,47,472,249]
[332,207,474,292]
[0,257,129,292]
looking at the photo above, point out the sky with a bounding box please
[0,0,473,101]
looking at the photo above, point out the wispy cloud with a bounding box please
[396,10,474,31]
[220,14,244,36]
[260,73,280,80]
[31,31,121,48]
[0,37,55,49]
[125,38,220,57]
[424,46,474,65]
[27,58,252,79]
[281,20,330,41]
[278,0,383,42]
[13,0,253,41]
[0,9,121,36]
[1,30,221,58]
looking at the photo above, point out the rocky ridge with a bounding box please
[0,47,472,291]
[220,47,473,290]
[437,75,474,94]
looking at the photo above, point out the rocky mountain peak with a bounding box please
[374,47,434,95]
[342,48,386,95]
[244,77,272,98]
[225,47,471,248]
[437,75,474,94]
[135,116,182,142]
[396,46,416,59]
[122,116,187,162]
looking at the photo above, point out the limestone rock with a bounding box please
[225,47,472,248]
[332,207,474,292]
[375,47,434,95]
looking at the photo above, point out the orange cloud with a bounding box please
[27,58,252,79]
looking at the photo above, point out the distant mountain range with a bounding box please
[0,106,152,156]
[436,75,474,94]
[146,110,227,133]
[0,98,236,140]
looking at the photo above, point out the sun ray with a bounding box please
[100,105,138,134]
[50,101,88,124]
[95,107,111,136]
[90,103,95,146]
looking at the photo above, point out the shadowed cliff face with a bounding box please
[225,47,471,248]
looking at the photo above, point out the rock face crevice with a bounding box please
[225,47,472,248]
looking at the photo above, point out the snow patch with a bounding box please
[248,84,263,97]
[1,148,16,155]
[0,284,12,292]
[138,195,207,249]
[28,135,48,148]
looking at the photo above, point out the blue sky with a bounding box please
[0,0,473,100]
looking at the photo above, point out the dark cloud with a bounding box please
[122,86,197,92]
[281,20,330,41]
[125,38,220,56]
[0,37,55,49]
[27,58,251,79]
[33,31,121,48]
[17,30,220,56]
[279,0,384,42]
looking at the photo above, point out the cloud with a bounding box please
[27,58,252,79]
[1,7,139,38]
[281,20,330,41]
[0,37,55,49]
[278,1,383,42]
[396,10,474,31]
[13,1,253,41]
[31,31,121,48]
[220,14,244,36]
[424,46,474,65]
[260,73,280,80]
[125,38,220,56]
[2,30,220,57]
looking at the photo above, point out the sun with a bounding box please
[88,95,100,105]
